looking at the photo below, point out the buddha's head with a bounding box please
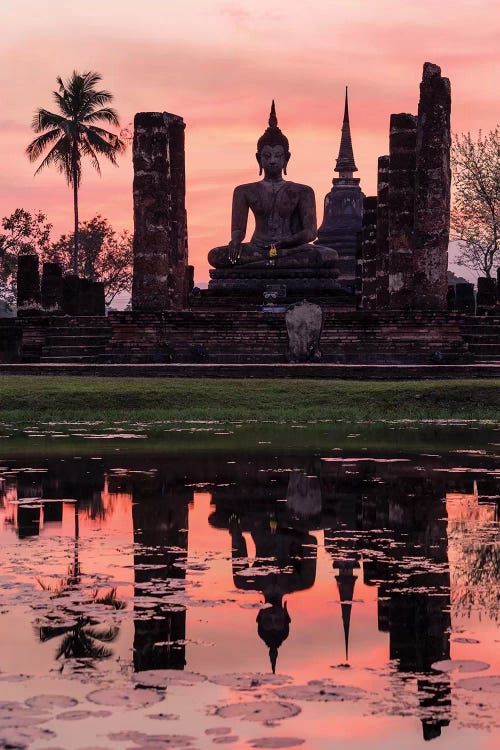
[256,101,291,176]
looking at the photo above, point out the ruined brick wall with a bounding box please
[387,114,417,308]
[376,156,390,308]
[412,63,451,309]
[360,196,378,310]
[132,112,188,311]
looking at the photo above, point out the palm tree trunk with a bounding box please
[73,178,79,277]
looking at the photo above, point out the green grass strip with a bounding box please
[0,376,498,425]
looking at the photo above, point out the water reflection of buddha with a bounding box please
[208,102,338,270]
[229,513,317,672]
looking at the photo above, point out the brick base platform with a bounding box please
[2,310,500,369]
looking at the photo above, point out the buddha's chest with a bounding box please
[248,186,301,217]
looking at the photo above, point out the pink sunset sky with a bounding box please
[1,0,499,283]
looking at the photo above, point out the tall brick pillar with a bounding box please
[132,112,188,311]
[376,155,390,309]
[412,63,451,309]
[387,114,417,308]
[360,197,378,310]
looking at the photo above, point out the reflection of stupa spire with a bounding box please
[270,646,278,674]
[335,566,358,660]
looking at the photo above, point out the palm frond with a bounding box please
[83,107,120,127]
[26,129,65,162]
[30,108,69,133]
[82,127,122,165]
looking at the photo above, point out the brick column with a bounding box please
[387,114,417,308]
[360,196,378,310]
[132,112,188,311]
[376,155,390,309]
[412,63,451,309]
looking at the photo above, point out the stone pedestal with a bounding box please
[412,63,451,309]
[132,112,188,312]
[388,114,417,309]
[41,262,63,313]
[376,156,390,308]
[207,266,341,302]
[17,254,41,314]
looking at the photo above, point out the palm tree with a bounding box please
[26,71,125,275]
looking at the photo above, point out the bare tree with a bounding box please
[450,128,499,278]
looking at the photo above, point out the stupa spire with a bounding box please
[335,87,358,176]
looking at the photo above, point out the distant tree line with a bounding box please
[0,69,130,310]
[0,208,132,309]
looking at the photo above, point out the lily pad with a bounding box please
[87,687,163,707]
[133,670,207,689]
[215,701,301,723]
[274,680,366,702]
[431,659,489,673]
[456,675,500,692]
[209,673,292,691]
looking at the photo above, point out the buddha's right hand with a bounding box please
[228,241,241,264]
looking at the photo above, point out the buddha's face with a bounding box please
[257,144,289,177]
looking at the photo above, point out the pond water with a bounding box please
[0,422,498,749]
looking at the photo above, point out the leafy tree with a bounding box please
[26,71,125,276]
[451,127,500,277]
[47,215,132,305]
[0,208,52,308]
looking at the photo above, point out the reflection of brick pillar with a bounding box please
[360,197,378,310]
[376,156,390,309]
[387,114,417,309]
[132,112,188,311]
[17,255,41,311]
[413,63,451,309]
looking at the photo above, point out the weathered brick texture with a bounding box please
[376,156,390,308]
[360,197,378,310]
[132,112,188,311]
[387,114,417,308]
[413,63,451,309]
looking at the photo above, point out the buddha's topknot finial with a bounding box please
[269,100,278,128]
[257,100,289,157]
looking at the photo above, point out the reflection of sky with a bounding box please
[1,1,498,283]
[0,457,499,747]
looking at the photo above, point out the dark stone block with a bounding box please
[476,277,497,315]
[41,262,63,312]
[63,275,80,316]
[17,254,41,313]
[446,285,456,310]
[455,283,475,314]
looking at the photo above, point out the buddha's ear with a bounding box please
[256,152,262,176]
[284,151,291,176]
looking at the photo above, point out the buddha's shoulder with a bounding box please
[284,181,314,195]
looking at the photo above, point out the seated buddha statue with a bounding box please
[208,102,338,271]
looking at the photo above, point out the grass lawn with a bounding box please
[0,376,498,425]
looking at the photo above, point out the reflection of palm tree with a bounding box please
[36,588,125,661]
